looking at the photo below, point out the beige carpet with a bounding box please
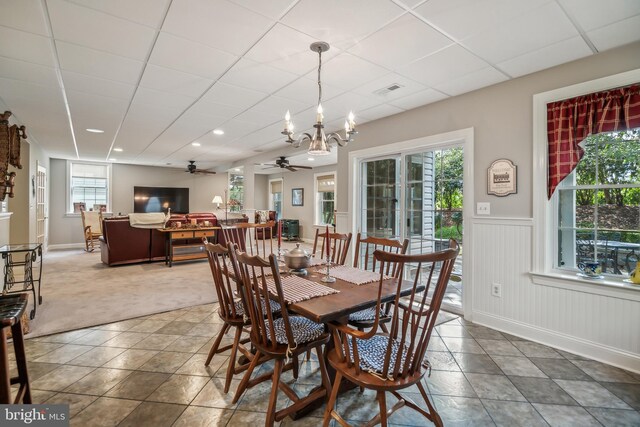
[25,249,217,338]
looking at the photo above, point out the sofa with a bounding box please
[100,212,218,266]
[255,210,277,240]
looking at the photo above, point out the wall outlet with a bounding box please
[477,202,491,215]
[491,283,502,298]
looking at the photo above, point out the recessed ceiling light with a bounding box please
[234,168,240,172]
[191,142,201,147]
[113,148,123,152]
[86,128,104,133]
[307,157,314,161]
[109,158,117,162]
[213,129,224,135]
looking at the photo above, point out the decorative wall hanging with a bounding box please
[292,188,304,206]
[487,159,517,196]
[0,111,26,201]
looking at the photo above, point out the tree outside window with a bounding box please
[557,129,640,276]
[228,172,244,211]
[316,174,335,226]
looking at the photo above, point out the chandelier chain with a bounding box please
[317,46,322,109]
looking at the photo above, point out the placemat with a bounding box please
[324,265,387,285]
[265,275,339,304]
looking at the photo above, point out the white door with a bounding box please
[36,162,47,250]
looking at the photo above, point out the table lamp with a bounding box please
[211,195,223,209]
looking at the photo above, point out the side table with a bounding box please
[0,244,43,319]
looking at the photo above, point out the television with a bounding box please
[133,186,189,214]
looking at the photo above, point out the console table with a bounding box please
[0,243,43,319]
[159,227,220,267]
[281,219,300,241]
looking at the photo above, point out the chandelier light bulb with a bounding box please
[316,104,323,123]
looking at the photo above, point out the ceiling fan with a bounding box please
[261,156,313,172]
[185,160,216,175]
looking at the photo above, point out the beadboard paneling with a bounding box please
[471,218,640,371]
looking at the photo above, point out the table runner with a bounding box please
[265,275,339,304]
[323,265,387,286]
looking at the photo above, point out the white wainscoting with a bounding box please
[471,217,640,373]
[0,212,12,246]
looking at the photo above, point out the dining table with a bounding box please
[272,261,424,419]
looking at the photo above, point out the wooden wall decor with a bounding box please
[0,111,25,201]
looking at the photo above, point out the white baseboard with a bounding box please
[472,310,640,374]
[48,243,86,250]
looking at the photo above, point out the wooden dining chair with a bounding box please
[223,222,275,257]
[323,240,460,427]
[202,240,276,394]
[312,229,352,265]
[228,249,332,426]
[349,233,409,332]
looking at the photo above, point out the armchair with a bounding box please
[254,210,277,240]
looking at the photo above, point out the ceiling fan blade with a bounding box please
[196,169,216,175]
[289,164,312,169]
[285,166,297,172]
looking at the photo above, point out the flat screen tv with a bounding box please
[133,186,189,214]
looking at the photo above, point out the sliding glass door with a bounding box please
[359,145,464,313]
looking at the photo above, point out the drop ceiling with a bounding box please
[1,0,639,173]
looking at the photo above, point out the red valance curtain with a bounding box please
[547,84,640,199]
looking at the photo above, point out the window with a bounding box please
[67,161,111,213]
[315,173,336,225]
[532,69,640,290]
[228,172,244,211]
[269,179,282,218]
[555,130,639,277]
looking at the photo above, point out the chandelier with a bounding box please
[282,42,356,155]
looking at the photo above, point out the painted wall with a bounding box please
[48,159,230,246]
[267,164,337,241]
[7,139,30,243]
[253,174,269,210]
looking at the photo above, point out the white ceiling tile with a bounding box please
[282,0,405,48]
[321,92,380,122]
[397,44,488,86]
[66,90,129,117]
[233,108,281,127]
[47,0,157,60]
[350,14,453,69]
[395,0,427,9]
[357,104,405,121]
[388,88,449,110]
[185,99,244,121]
[251,96,308,118]
[586,14,640,52]
[0,57,58,86]
[149,32,238,80]
[199,82,267,109]
[558,0,640,32]
[139,65,213,98]
[414,0,549,41]
[311,53,389,91]
[132,87,196,112]
[0,0,49,35]
[245,24,340,76]
[220,58,299,93]
[227,0,297,19]
[462,2,579,64]
[352,74,428,101]
[61,70,136,100]
[212,118,264,140]
[0,77,66,113]
[65,0,171,28]
[162,0,274,55]
[433,67,507,96]
[498,36,592,78]
[0,26,55,66]
[274,77,343,106]
[56,41,144,83]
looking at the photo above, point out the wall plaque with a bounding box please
[487,159,517,196]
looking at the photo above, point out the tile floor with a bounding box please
[9,304,640,426]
